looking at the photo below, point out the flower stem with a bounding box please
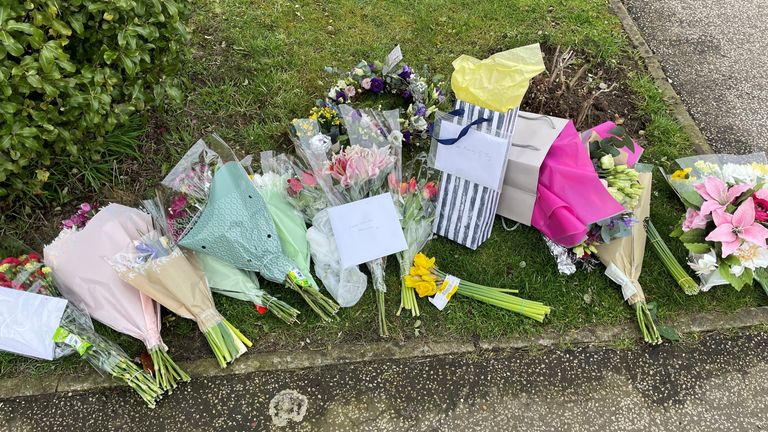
[644,219,700,295]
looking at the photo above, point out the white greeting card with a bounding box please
[327,193,407,269]
[434,120,510,191]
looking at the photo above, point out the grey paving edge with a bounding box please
[2,306,768,399]
[610,0,713,155]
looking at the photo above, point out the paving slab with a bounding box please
[2,332,768,431]
[624,0,768,154]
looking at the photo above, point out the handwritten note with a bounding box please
[434,120,510,190]
[327,193,407,268]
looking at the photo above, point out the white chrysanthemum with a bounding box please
[721,163,758,185]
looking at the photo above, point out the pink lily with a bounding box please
[706,197,768,257]
[695,176,752,215]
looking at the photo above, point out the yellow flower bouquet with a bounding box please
[404,253,551,322]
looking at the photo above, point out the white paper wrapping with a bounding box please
[0,289,67,361]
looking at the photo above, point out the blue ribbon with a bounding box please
[437,108,490,145]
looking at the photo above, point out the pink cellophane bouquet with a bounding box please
[44,203,190,392]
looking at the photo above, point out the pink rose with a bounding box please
[345,86,356,97]
[361,78,371,90]
[682,208,710,232]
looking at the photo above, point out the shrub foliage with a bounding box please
[0,0,188,201]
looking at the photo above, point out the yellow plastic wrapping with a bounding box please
[451,43,546,112]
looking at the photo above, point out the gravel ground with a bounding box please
[2,332,768,431]
[624,0,768,154]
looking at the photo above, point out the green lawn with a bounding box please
[1,0,765,377]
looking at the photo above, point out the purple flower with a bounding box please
[427,122,434,135]
[398,65,412,80]
[80,202,91,213]
[369,77,385,93]
[368,63,376,71]
[402,130,412,145]
[415,104,427,117]
[335,90,348,103]
[402,89,412,101]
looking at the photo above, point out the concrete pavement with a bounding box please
[2,331,768,431]
[624,0,768,154]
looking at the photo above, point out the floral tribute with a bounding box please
[665,156,768,293]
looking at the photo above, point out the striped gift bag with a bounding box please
[432,100,519,250]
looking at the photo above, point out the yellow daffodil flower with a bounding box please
[671,167,692,180]
[413,253,435,270]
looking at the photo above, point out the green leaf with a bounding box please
[121,55,137,76]
[49,18,72,37]
[719,263,746,291]
[39,42,57,73]
[103,50,118,64]
[0,31,24,57]
[669,224,684,238]
[0,102,18,114]
[678,228,707,243]
[657,325,680,342]
[684,242,712,254]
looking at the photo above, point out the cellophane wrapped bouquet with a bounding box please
[45,203,190,393]
[297,106,403,336]
[320,47,447,146]
[155,134,339,321]
[0,253,163,407]
[109,228,252,368]
[394,159,439,317]
[285,126,369,308]
[663,153,768,293]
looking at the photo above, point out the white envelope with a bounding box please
[327,193,408,269]
[434,120,510,191]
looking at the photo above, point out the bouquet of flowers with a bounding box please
[663,153,768,293]
[404,253,551,322]
[594,165,664,344]
[0,253,163,407]
[109,228,252,368]
[303,106,403,336]
[194,252,300,324]
[276,131,370,308]
[157,135,339,321]
[44,203,190,393]
[394,161,440,317]
[572,126,644,257]
[320,46,448,146]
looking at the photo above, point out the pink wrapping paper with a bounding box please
[583,121,644,167]
[531,121,627,247]
[43,204,164,349]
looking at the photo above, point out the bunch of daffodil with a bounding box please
[404,253,551,322]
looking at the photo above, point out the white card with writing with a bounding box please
[327,193,407,269]
[434,120,509,191]
[382,45,403,75]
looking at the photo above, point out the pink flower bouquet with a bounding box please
[665,153,768,293]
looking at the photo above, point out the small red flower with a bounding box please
[0,281,12,288]
[408,178,417,193]
[255,304,268,315]
[754,197,768,222]
[287,177,303,193]
[27,252,41,262]
[1,257,21,266]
